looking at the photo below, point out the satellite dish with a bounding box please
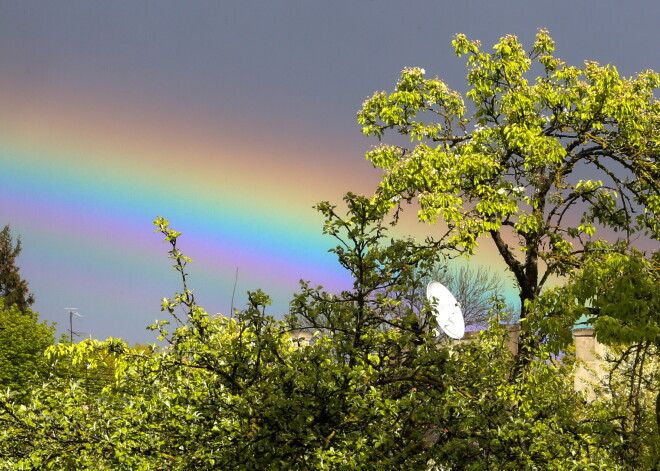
[426,281,465,340]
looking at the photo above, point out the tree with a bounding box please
[287,196,605,469]
[0,225,34,313]
[284,196,630,468]
[421,264,514,329]
[595,341,660,469]
[0,213,646,469]
[289,193,442,346]
[2,29,659,465]
[544,247,660,468]
[356,30,659,361]
[0,299,54,397]
[0,213,450,469]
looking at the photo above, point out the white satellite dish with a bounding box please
[426,281,465,340]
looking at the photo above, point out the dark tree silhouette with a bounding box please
[0,225,34,313]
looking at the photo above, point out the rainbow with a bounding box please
[0,85,517,342]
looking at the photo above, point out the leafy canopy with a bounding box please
[0,212,650,470]
[0,299,54,397]
[357,30,659,316]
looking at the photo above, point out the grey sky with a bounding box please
[0,1,657,342]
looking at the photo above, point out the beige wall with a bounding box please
[572,327,606,400]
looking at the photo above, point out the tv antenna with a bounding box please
[65,308,82,343]
[230,267,239,318]
[426,281,465,340]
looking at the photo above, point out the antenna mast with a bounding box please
[65,308,82,343]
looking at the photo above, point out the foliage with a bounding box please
[573,248,658,346]
[353,30,660,466]
[430,322,616,470]
[0,212,654,469]
[290,194,615,469]
[529,241,660,468]
[0,225,34,313]
[594,342,660,469]
[0,213,443,469]
[356,30,659,341]
[563,247,660,468]
[0,299,54,398]
[0,214,432,469]
[289,193,442,347]
[0,30,658,469]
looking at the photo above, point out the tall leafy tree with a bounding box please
[0,300,54,397]
[357,30,659,360]
[0,225,34,313]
